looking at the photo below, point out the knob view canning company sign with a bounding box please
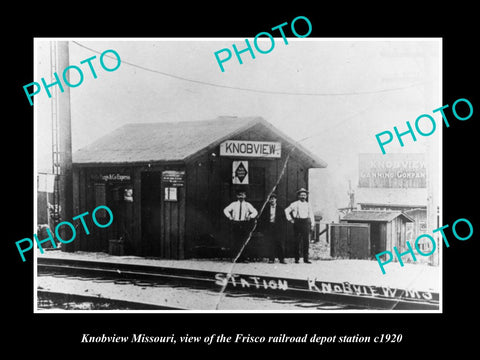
[220,140,281,158]
[358,153,426,188]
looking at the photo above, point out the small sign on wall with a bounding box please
[165,187,178,201]
[232,161,249,184]
[162,170,185,187]
[90,173,131,182]
[37,173,55,193]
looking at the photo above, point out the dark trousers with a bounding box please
[264,223,284,261]
[293,219,311,261]
[231,221,252,261]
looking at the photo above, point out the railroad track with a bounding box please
[37,290,182,310]
[37,257,439,310]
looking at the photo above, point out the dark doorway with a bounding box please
[90,181,134,253]
[370,222,383,257]
[141,172,162,256]
[330,223,370,259]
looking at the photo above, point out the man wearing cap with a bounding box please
[285,188,315,264]
[258,193,286,264]
[223,190,258,263]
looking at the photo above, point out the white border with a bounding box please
[33,37,443,314]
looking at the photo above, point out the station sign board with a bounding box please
[220,140,281,158]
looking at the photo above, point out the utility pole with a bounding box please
[347,180,355,212]
[52,41,73,252]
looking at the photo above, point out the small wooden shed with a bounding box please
[68,116,327,259]
[333,210,414,259]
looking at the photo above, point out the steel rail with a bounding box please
[37,257,439,310]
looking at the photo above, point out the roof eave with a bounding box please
[358,202,427,208]
[73,160,186,167]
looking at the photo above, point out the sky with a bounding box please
[34,38,441,221]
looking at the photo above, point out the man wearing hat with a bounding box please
[257,193,286,264]
[285,188,315,264]
[223,190,258,263]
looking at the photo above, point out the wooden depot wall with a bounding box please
[71,163,187,259]
[71,124,317,259]
[184,124,310,259]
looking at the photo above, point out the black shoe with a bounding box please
[279,260,286,264]
[295,259,299,264]
[304,260,312,264]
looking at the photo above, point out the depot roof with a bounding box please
[73,116,327,167]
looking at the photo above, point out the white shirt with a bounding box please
[224,200,258,221]
[285,200,315,223]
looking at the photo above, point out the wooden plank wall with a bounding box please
[181,124,319,259]
[350,225,370,259]
[184,147,313,258]
[185,159,212,258]
[160,183,185,260]
[132,168,142,256]
[330,223,371,259]
[379,222,387,254]
[73,165,187,259]
[83,169,107,252]
[74,153,314,260]
[156,166,186,260]
[386,221,392,252]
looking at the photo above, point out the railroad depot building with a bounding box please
[68,116,327,259]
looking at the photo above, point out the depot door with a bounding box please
[330,223,370,259]
[141,172,162,256]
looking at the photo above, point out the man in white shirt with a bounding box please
[285,188,315,264]
[223,190,258,263]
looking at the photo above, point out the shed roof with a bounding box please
[73,116,327,167]
[341,210,414,222]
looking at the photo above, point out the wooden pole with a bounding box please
[56,41,74,252]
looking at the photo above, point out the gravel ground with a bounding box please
[37,276,357,311]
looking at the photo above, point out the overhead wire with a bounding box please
[71,41,425,97]
[71,40,389,161]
